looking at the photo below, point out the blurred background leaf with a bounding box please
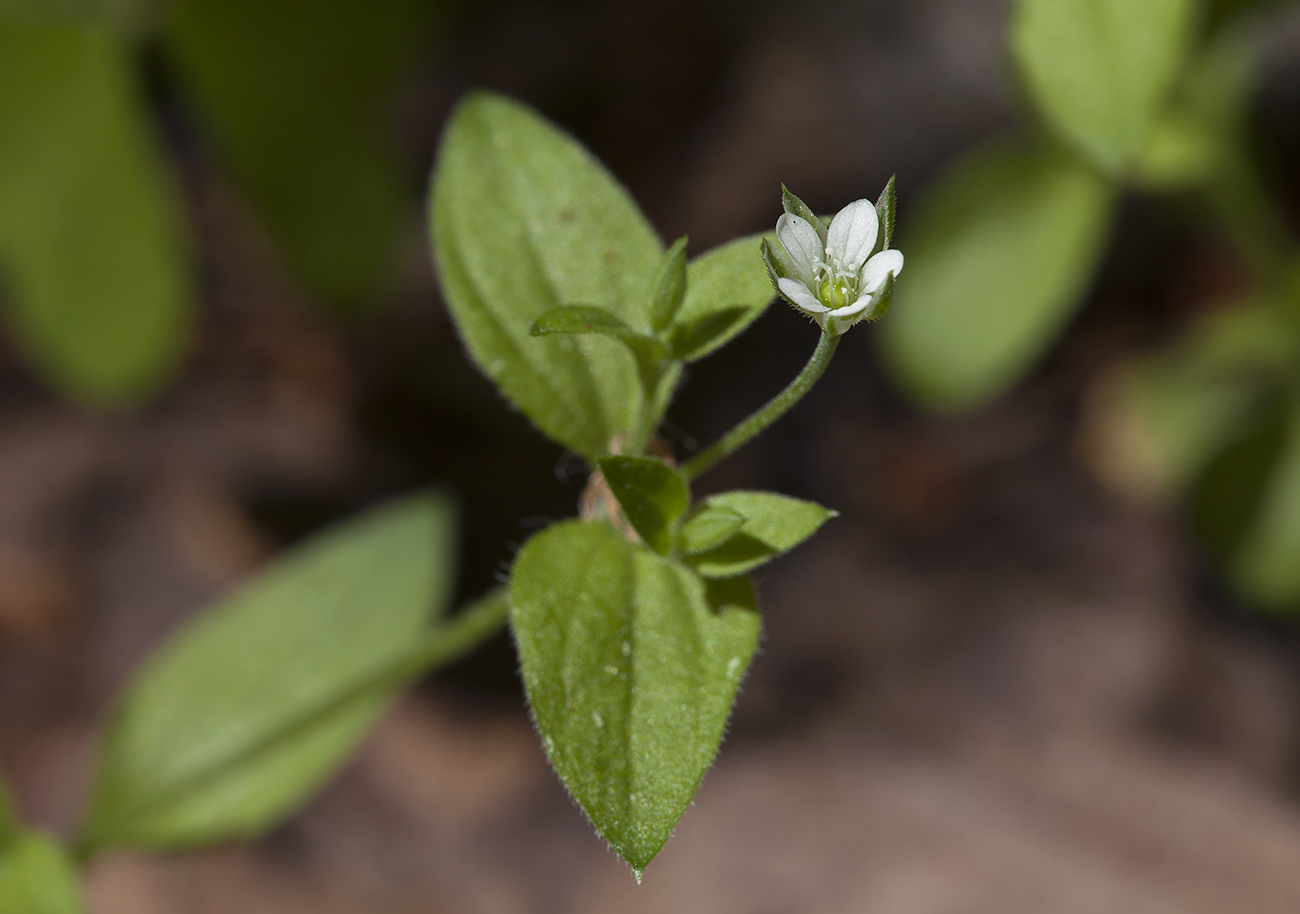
[0,23,189,404]
[0,833,82,914]
[879,141,1115,411]
[1010,0,1196,174]
[162,0,441,306]
[79,493,456,853]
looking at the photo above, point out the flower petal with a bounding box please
[861,248,903,293]
[776,214,822,284]
[777,277,829,313]
[825,199,878,271]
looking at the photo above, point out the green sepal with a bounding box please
[685,491,836,578]
[509,520,759,876]
[596,455,690,555]
[781,185,827,245]
[874,174,897,255]
[648,235,689,332]
[677,504,746,555]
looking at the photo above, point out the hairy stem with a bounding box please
[681,329,840,481]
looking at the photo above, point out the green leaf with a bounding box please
[669,234,775,362]
[0,780,16,845]
[1219,401,1300,612]
[510,520,759,877]
[430,92,663,460]
[1101,300,1296,498]
[1010,0,1196,173]
[648,236,688,332]
[163,0,437,304]
[677,505,746,555]
[530,305,667,368]
[685,491,835,578]
[79,492,456,853]
[0,0,153,35]
[878,141,1115,411]
[0,834,82,914]
[596,455,690,556]
[0,23,189,404]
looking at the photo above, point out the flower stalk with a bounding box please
[681,328,840,480]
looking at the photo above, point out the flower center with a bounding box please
[813,255,858,309]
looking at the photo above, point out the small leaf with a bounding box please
[1010,0,1196,173]
[670,234,776,362]
[430,92,663,460]
[530,305,666,369]
[874,175,897,255]
[667,307,750,362]
[0,23,189,404]
[878,141,1115,411]
[163,0,437,304]
[686,491,836,578]
[780,185,827,245]
[648,236,688,331]
[79,492,456,853]
[678,505,746,554]
[0,834,82,914]
[596,455,690,555]
[510,520,759,876]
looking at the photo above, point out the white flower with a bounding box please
[766,196,903,335]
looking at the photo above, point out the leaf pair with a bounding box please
[430,93,776,461]
[595,454,836,571]
[511,454,833,874]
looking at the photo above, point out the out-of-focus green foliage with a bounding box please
[0,23,189,404]
[0,836,82,914]
[880,142,1114,410]
[163,0,439,305]
[509,519,760,880]
[0,0,154,35]
[80,493,456,853]
[1010,0,1195,174]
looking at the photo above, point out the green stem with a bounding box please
[681,329,840,480]
[74,587,510,862]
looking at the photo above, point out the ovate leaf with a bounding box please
[530,305,666,370]
[0,834,82,914]
[879,141,1114,411]
[510,520,759,877]
[431,92,663,460]
[596,455,690,556]
[80,492,456,853]
[670,234,775,362]
[678,504,746,555]
[1010,0,1196,173]
[164,0,437,304]
[0,23,189,404]
[686,491,835,578]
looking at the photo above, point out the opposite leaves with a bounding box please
[80,493,456,853]
[510,520,759,878]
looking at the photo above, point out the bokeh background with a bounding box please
[4,0,1300,910]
